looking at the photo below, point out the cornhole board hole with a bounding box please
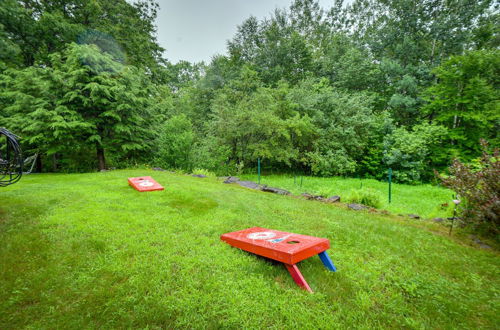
[221,227,336,292]
[128,176,164,192]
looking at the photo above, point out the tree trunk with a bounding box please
[36,153,42,173]
[96,144,106,171]
[52,153,57,172]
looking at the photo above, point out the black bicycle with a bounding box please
[0,127,23,187]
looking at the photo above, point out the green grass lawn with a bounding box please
[1,170,498,328]
[240,174,455,219]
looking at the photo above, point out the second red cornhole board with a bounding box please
[128,176,164,192]
[221,227,336,292]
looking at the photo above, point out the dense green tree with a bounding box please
[383,123,448,183]
[155,114,195,170]
[1,44,158,170]
[0,0,164,74]
[209,69,316,170]
[339,0,495,124]
[288,78,376,175]
[423,49,499,159]
[0,63,86,170]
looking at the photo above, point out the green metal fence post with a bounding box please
[258,157,261,184]
[388,168,392,203]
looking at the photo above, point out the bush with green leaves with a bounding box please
[155,114,195,170]
[423,50,500,159]
[384,123,448,184]
[0,43,159,171]
[437,140,499,236]
[346,188,383,208]
[288,78,376,176]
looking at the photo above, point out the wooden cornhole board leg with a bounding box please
[318,251,337,271]
[284,263,313,293]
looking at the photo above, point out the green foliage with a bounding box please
[288,79,376,176]
[191,168,216,177]
[341,0,494,125]
[357,111,394,179]
[209,71,316,170]
[384,123,448,184]
[423,49,500,159]
[346,188,383,208]
[0,43,159,170]
[0,0,497,181]
[438,141,500,236]
[155,114,195,170]
[0,0,164,72]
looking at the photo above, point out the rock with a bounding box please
[223,176,240,184]
[472,237,492,249]
[236,180,263,190]
[152,167,166,171]
[301,193,323,201]
[408,214,420,219]
[433,217,445,223]
[326,195,341,203]
[191,174,207,178]
[348,203,368,211]
[262,186,291,195]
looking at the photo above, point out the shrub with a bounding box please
[346,188,382,208]
[383,123,448,184]
[437,140,499,236]
[155,114,195,170]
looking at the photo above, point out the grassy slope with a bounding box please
[0,170,498,329]
[240,174,455,219]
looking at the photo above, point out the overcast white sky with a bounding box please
[154,0,338,63]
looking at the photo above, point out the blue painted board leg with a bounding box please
[318,251,336,271]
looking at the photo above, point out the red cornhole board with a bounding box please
[221,227,336,292]
[128,176,164,192]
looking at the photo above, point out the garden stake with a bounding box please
[388,168,392,203]
[258,157,261,184]
[450,195,460,236]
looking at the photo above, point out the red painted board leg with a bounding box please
[284,263,313,293]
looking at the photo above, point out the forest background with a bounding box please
[0,0,498,184]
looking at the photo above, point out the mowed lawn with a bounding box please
[0,170,498,328]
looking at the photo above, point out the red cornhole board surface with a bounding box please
[128,176,164,192]
[221,227,336,292]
